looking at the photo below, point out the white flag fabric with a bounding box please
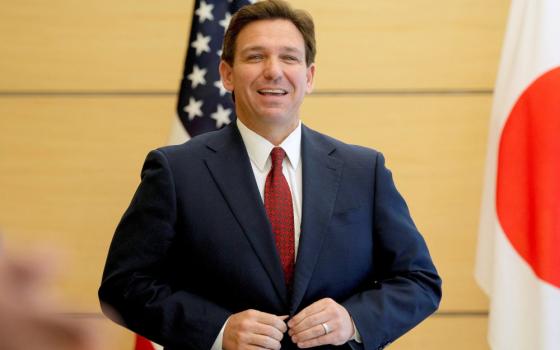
[475,1,560,349]
[167,114,190,145]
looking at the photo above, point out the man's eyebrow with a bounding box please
[239,46,265,54]
[281,46,304,54]
[239,46,304,54]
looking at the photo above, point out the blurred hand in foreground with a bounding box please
[0,251,101,350]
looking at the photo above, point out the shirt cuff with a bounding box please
[210,318,230,350]
[350,318,362,343]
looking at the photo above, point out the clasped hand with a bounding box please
[223,298,355,350]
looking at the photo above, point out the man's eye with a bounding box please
[247,55,263,61]
[283,56,299,63]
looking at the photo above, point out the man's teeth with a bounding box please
[258,89,287,95]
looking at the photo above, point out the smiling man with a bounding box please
[99,1,441,350]
[219,16,315,145]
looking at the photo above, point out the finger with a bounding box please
[288,298,330,328]
[291,322,330,344]
[252,322,285,342]
[289,300,336,336]
[225,311,285,350]
[296,332,336,349]
[244,346,276,350]
[288,311,328,337]
[246,333,283,350]
[236,310,287,341]
[257,313,288,333]
[233,310,287,340]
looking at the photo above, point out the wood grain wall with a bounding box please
[0,1,510,348]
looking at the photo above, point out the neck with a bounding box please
[237,117,299,146]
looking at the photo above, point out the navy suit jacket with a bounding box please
[99,123,441,350]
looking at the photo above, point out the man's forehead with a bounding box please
[235,19,305,55]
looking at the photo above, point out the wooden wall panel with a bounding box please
[390,315,489,349]
[0,0,508,91]
[298,0,509,90]
[0,0,193,92]
[0,96,173,311]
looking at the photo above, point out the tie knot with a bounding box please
[270,147,286,169]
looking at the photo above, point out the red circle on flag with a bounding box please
[496,66,560,288]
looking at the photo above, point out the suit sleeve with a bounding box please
[98,149,230,349]
[342,152,442,350]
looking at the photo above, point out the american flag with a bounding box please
[176,0,255,138]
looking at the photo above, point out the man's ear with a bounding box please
[219,60,234,92]
[306,63,316,94]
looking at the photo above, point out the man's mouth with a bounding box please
[257,89,288,96]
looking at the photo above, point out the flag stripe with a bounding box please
[134,335,156,350]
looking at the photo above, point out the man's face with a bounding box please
[220,19,315,133]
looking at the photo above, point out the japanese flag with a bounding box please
[475,0,560,349]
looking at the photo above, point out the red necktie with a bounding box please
[264,147,295,290]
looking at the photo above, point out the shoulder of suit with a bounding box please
[153,126,232,160]
[303,124,381,162]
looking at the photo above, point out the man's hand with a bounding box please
[287,298,355,348]
[223,309,288,350]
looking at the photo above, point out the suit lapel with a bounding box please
[204,124,289,307]
[290,126,344,314]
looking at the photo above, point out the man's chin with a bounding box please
[259,112,299,126]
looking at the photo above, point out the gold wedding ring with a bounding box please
[321,322,331,335]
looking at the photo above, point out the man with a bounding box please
[99,1,442,350]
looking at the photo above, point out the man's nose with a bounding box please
[263,58,282,81]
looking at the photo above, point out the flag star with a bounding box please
[216,49,222,57]
[191,32,211,56]
[210,104,232,128]
[183,97,204,120]
[187,65,207,88]
[214,80,229,96]
[195,1,214,23]
[219,13,232,31]
[248,0,257,3]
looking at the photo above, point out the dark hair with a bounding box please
[222,0,316,67]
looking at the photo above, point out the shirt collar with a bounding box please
[237,119,301,172]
